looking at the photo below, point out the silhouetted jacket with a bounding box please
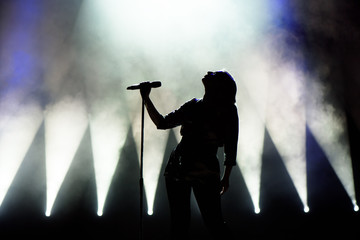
[157,98,238,181]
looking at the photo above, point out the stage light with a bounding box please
[353,200,359,212]
[0,0,44,208]
[307,79,357,211]
[131,120,169,216]
[254,206,261,214]
[0,100,43,207]
[97,209,103,217]
[303,205,310,213]
[265,62,308,212]
[89,105,129,217]
[234,50,275,214]
[236,80,266,215]
[45,95,88,216]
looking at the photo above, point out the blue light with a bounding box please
[1,0,42,94]
[269,0,295,29]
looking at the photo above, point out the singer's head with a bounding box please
[202,70,237,105]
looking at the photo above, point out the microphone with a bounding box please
[127,81,162,90]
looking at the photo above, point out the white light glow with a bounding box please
[354,205,359,212]
[45,95,88,216]
[352,199,359,212]
[0,101,43,207]
[265,62,308,210]
[87,0,268,51]
[89,105,128,216]
[254,206,261,214]
[97,209,103,217]
[307,79,356,209]
[79,0,271,99]
[236,52,269,215]
[304,205,310,213]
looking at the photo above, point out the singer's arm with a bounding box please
[140,87,164,128]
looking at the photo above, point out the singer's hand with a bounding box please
[140,85,151,99]
[220,177,229,195]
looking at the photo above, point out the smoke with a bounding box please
[0,100,43,207]
[290,0,359,206]
[292,0,360,129]
[1,0,359,215]
[75,0,276,105]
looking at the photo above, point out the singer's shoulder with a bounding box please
[178,98,200,110]
[183,98,201,107]
[177,98,200,113]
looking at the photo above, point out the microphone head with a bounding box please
[127,81,162,90]
[151,81,161,88]
[126,84,139,90]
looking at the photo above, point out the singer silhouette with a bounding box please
[140,71,238,240]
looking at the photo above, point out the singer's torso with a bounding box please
[158,98,238,181]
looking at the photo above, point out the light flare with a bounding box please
[45,95,88,216]
[235,50,270,214]
[265,62,308,211]
[0,101,43,207]
[89,105,128,216]
[307,79,357,211]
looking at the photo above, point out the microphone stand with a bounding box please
[127,81,161,240]
[139,98,145,240]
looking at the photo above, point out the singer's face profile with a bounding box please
[202,71,222,103]
[202,71,217,90]
[202,71,215,82]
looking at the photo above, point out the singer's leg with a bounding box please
[165,177,191,240]
[193,178,230,240]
